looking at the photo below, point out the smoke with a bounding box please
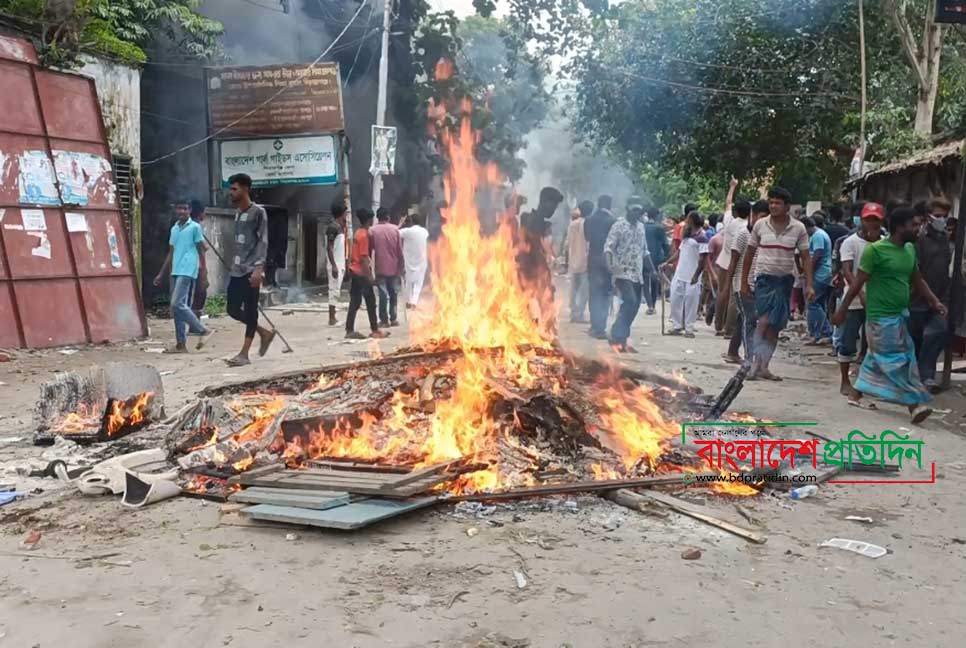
[199,0,337,65]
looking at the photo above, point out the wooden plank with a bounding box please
[450,473,709,502]
[228,463,285,486]
[381,459,464,490]
[229,488,350,510]
[242,497,439,530]
[307,459,412,474]
[242,473,451,498]
[634,490,767,545]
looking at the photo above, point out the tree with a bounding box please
[883,0,945,135]
[0,0,223,65]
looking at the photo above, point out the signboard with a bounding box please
[937,0,966,23]
[370,125,398,176]
[206,63,344,136]
[220,135,338,188]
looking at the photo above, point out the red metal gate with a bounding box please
[0,36,146,349]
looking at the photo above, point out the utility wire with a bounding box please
[142,0,370,167]
[615,68,859,102]
[346,3,376,84]
[240,0,286,13]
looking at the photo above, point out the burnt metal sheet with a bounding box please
[35,70,103,143]
[0,284,22,347]
[78,277,145,343]
[13,279,87,348]
[0,61,44,136]
[0,37,146,349]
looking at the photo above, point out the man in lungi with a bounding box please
[740,187,814,381]
[832,205,947,424]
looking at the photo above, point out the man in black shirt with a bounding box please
[584,195,617,339]
[911,197,953,390]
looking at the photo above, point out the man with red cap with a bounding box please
[834,202,884,396]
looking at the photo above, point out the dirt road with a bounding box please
[1,294,965,648]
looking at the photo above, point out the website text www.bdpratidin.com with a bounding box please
[684,472,817,485]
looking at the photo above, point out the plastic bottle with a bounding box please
[789,485,818,500]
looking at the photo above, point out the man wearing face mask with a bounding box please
[832,205,947,423]
[910,198,953,391]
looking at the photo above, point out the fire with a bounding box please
[51,405,100,434]
[434,57,454,81]
[105,392,153,438]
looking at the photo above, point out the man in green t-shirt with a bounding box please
[832,206,947,423]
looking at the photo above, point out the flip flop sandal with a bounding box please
[911,405,933,424]
[225,356,251,367]
[847,399,877,410]
[721,355,742,365]
[760,372,783,382]
[258,330,277,357]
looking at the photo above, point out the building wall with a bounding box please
[76,55,141,165]
[858,159,962,218]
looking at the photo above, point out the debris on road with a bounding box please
[819,538,888,559]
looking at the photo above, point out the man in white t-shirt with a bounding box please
[400,213,430,309]
[664,211,709,337]
[722,200,766,365]
[835,202,884,394]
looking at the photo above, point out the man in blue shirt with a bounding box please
[154,200,213,353]
[804,216,833,344]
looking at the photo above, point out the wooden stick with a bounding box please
[605,489,669,518]
[448,473,705,502]
[632,490,767,544]
[384,458,465,489]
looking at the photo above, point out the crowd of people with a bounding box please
[560,182,960,424]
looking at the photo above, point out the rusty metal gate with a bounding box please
[0,36,146,349]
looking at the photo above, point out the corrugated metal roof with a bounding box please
[867,139,964,177]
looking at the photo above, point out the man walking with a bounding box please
[346,208,390,340]
[741,187,814,381]
[401,212,430,309]
[910,198,953,391]
[643,207,670,315]
[584,195,616,339]
[803,215,834,345]
[832,206,946,423]
[189,199,209,318]
[604,198,649,352]
[835,202,884,395]
[224,174,275,366]
[664,211,708,338]
[154,200,213,353]
[369,207,404,328]
[721,200,758,364]
[566,203,591,323]
[326,202,349,326]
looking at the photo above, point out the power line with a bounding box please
[614,68,859,102]
[240,0,286,13]
[142,0,370,167]
[346,3,376,83]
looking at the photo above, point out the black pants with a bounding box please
[347,271,378,333]
[588,266,612,336]
[642,271,661,310]
[227,274,259,339]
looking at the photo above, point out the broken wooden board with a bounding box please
[235,466,457,498]
[450,473,711,502]
[242,497,438,530]
[307,459,412,473]
[229,487,350,510]
[633,490,767,544]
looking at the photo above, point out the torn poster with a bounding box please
[65,212,89,233]
[28,231,51,259]
[18,151,59,206]
[21,209,46,231]
[53,151,115,206]
[107,223,122,268]
[0,208,5,223]
[370,125,397,176]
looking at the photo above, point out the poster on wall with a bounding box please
[220,135,338,188]
[370,125,397,176]
[52,151,115,207]
[18,151,59,206]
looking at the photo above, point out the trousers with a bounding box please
[347,271,378,333]
[669,278,701,333]
[610,278,642,345]
[171,275,206,344]
[227,274,259,339]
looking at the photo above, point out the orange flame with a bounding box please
[434,57,454,81]
[105,392,153,437]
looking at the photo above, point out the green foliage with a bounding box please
[410,11,553,181]
[204,294,227,317]
[0,0,223,65]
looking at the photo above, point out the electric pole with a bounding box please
[371,0,393,211]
